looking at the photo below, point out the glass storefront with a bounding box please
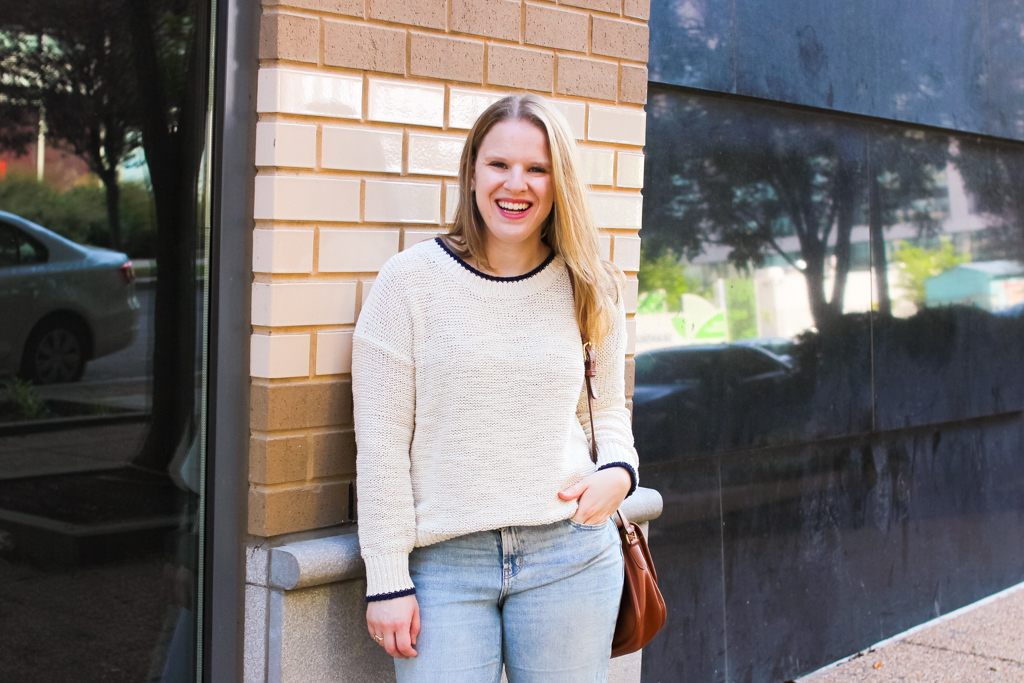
[637,84,1024,682]
[0,1,214,680]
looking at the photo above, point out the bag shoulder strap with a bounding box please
[568,269,599,465]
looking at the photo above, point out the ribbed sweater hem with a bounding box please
[364,552,415,600]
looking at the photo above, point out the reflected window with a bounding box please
[0,222,47,266]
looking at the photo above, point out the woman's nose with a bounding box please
[504,166,528,191]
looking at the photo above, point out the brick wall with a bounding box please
[251,0,651,537]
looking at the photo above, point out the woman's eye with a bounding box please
[530,166,548,173]
[490,161,507,169]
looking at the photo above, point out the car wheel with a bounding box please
[23,320,88,384]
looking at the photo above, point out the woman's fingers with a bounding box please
[411,601,421,646]
[394,626,418,658]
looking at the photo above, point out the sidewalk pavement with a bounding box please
[800,582,1024,682]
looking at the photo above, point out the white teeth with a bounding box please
[497,200,530,211]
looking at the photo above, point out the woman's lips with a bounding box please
[495,199,533,218]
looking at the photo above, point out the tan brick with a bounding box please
[620,64,647,104]
[369,0,445,29]
[487,45,554,92]
[451,0,520,41]
[592,16,649,62]
[560,0,619,13]
[410,33,484,84]
[624,357,635,398]
[525,4,588,53]
[251,380,353,431]
[310,429,357,478]
[556,55,617,100]
[249,481,350,536]
[263,0,363,16]
[624,0,650,20]
[324,20,405,74]
[260,12,319,63]
[250,434,307,485]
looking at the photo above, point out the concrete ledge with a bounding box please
[269,486,663,591]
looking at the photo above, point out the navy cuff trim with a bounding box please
[435,237,555,282]
[598,461,638,497]
[366,587,416,603]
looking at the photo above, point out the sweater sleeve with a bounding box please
[576,293,640,496]
[352,259,419,601]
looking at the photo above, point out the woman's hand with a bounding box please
[558,467,632,525]
[366,594,420,659]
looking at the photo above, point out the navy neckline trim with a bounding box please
[434,237,555,282]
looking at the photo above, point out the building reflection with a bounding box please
[636,85,1024,682]
[0,1,212,681]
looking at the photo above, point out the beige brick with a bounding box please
[588,104,646,144]
[252,229,314,274]
[260,12,318,64]
[620,64,648,104]
[624,356,635,397]
[263,0,362,16]
[556,56,618,101]
[319,228,400,272]
[365,180,442,223]
[360,279,375,307]
[617,151,645,189]
[612,234,642,270]
[248,481,350,536]
[525,4,588,53]
[624,0,651,20]
[487,45,554,92]
[323,20,405,74]
[590,192,643,229]
[623,277,639,313]
[250,380,353,431]
[592,16,649,62]
[410,33,484,84]
[367,78,445,127]
[579,148,614,186]
[451,0,520,41]
[444,181,462,222]
[253,175,361,222]
[369,0,445,29]
[251,333,311,379]
[625,318,636,354]
[255,121,316,168]
[550,99,586,139]
[250,434,307,485]
[405,228,444,248]
[408,133,466,176]
[315,330,354,376]
[449,88,504,129]
[252,282,358,326]
[321,126,403,173]
[257,67,362,118]
[310,429,357,478]
[560,0,619,13]
[598,233,611,259]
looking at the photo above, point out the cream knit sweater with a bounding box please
[352,238,639,601]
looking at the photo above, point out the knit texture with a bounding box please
[352,238,640,600]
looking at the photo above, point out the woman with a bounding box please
[352,93,639,682]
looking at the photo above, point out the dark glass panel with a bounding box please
[648,0,1024,141]
[0,1,213,680]
[639,87,874,457]
[714,417,1024,682]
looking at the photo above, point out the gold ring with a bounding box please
[373,634,383,643]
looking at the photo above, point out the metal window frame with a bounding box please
[204,0,260,679]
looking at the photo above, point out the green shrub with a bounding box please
[0,173,157,258]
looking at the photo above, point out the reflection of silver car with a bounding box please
[0,211,139,383]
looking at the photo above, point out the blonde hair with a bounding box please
[442,93,624,347]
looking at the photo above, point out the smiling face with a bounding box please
[471,118,555,250]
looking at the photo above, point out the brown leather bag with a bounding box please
[581,340,667,657]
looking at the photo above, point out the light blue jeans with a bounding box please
[395,518,624,683]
